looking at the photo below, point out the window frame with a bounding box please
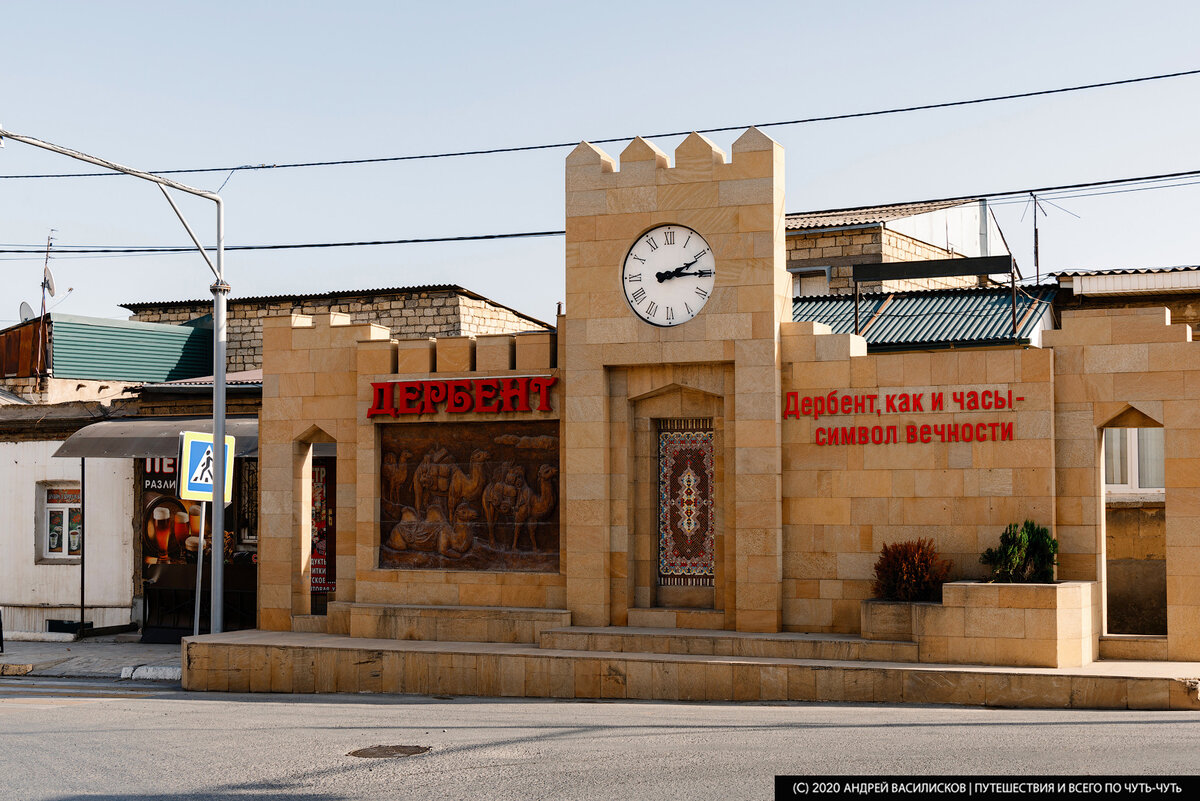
[35,480,83,564]
[1103,427,1165,498]
[788,265,831,297]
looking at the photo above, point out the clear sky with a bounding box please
[2,1,1199,327]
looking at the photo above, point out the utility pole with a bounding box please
[0,124,231,633]
[1031,193,1040,284]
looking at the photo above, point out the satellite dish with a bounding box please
[43,265,56,298]
[19,301,35,322]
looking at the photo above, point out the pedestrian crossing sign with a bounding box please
[178,431,235,503]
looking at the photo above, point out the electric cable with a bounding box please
[0,230,566,255]
[2,68,1198,180]
[6,164,1200,258]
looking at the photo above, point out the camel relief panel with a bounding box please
[378,420,560,572]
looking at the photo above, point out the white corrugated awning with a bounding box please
[1058,269,1200,296]
[53,417,259,459]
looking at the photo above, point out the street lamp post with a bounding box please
[0,125,231,633]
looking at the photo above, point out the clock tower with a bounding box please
[561,129,791,632]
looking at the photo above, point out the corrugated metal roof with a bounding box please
[48,313,212,382]
[150,369,263,387]
[785,199,978,231]
[1050,265,1200,277]
[792,285,1056,349]
[0,387,32,405]
[1054,266,1200,297]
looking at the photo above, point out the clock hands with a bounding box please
[655,256,713,283]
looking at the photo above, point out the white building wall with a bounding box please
[886,201,1009,259]
[0,441,134,632]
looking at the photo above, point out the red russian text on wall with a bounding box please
[368,376,557,418]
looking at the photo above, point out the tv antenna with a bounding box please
[41,231,57,312]
[1021,194,1079,284]
[35,230,57,375]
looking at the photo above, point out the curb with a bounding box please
[1,632,76,643]
[120,665,183,681]
[1,658,69,676]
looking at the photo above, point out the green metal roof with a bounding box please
[792,285,1056,351]
[48,313,212,382]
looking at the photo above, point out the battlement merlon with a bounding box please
[567,127,780,185]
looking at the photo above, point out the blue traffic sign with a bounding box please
[178,431,235,503]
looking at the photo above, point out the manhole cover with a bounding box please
[348,745,431,759]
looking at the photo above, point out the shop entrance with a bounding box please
[310,447,336,614]
[139,453,259,643]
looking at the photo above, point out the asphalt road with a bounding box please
[0,677,1197,801]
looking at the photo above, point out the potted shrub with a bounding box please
[930,520,1099,668]
[979,519,1058,582]
[860,539,951,641]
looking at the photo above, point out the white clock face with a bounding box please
[621,224,715,327]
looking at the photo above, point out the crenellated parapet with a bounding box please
[565,128,782,210]
[361,330,557,378]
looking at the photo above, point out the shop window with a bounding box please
[37,483,82,561]
[1103,428,1164,495]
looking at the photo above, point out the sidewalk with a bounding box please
[0,638,181,681]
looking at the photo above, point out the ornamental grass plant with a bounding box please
[871,538,953,603]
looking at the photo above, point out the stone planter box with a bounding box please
[860,582,1102,668]
[917,581,1102,668]
[860,599,936,642]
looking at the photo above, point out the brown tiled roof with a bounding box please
[120,284,552,330]
[785,199,979,231]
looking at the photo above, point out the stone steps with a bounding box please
[626,607,726,630]
[327,602,571,644]
[181,630,1200,710]
[539,626,919,663]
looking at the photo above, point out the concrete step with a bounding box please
[328,602,571,644]
[540,626,920,663]
[1100,634,1168,661]
[626,607,726,630]
[180,630,1200,710]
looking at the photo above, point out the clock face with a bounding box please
[621,224,715,327]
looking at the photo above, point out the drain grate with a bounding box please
[348,745,431,759]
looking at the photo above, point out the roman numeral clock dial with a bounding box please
[621,224,716,327]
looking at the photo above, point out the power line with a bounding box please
[6,164,1200,258]
[3,68,1198,180]
[807,167,1200,214]
[0,230,566,255]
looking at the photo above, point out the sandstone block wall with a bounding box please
[786,227,980,295]
[351,330,563,617]
[1042,306,1200,660]
[780,322,1055,633]
[257,309,563,634]
[258,312,392,631]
